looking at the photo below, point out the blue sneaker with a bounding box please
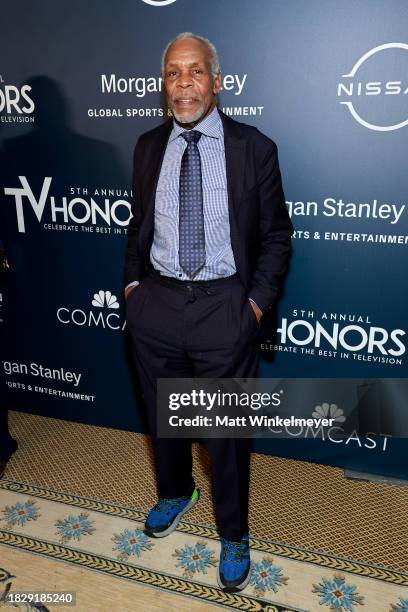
[144,488,200,538]
[217,532,251,592]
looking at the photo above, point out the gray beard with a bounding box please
[170,102,206,125]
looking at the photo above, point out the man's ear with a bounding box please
[213,72,222,95]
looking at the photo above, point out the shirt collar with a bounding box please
[169,106,222,143]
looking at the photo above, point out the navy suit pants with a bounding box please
[126,270,259,540]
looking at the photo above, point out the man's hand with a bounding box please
[124,285,137,301]
[249,299,263,323]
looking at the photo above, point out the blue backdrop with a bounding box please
[1,0,407,478]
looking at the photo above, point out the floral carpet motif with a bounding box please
[0,479,407,612]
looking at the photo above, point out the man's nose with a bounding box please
[177,73,193,88]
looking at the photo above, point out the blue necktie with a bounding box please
[179,130,205,279]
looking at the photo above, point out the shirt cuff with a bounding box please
[125,281,140,290]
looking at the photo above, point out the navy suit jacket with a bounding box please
[124,109,293,313]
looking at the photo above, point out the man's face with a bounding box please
[163,37,221,127]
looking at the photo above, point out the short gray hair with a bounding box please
[161,32,221,78]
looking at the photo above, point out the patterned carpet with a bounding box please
[0,411,407,611]
[1,480,407,612]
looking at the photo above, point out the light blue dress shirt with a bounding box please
[150,105,236,280]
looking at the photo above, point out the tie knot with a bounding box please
[181,130,201,144]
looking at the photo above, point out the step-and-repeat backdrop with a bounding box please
[1,0,407,478]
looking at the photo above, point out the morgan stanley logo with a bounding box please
[57,290,124,331]
[141,0,177,5]
[338,42,408,131]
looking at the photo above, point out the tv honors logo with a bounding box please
[275,309,405,365]
[0,76,35,120]
[57,290,125,331]
[338,42,408,131]
[4,177,132,233]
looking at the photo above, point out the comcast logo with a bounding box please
[312,403,346,423]
[91,290,119,309]
[141,0,177,6]
[57,289,124,331]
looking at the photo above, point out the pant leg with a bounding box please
[126,276,195,499]
[186,279,259,540]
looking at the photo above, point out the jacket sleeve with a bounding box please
[124,137,145,286]
[249,141,293,313]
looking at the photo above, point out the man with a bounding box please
[124,32,292,592]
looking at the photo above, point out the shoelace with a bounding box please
[221,538,247,563]
[152,497,188,512]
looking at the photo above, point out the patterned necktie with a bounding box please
[179,130,205,278]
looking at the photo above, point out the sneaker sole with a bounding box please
[144,488,200,538]
[216,559,252,592]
